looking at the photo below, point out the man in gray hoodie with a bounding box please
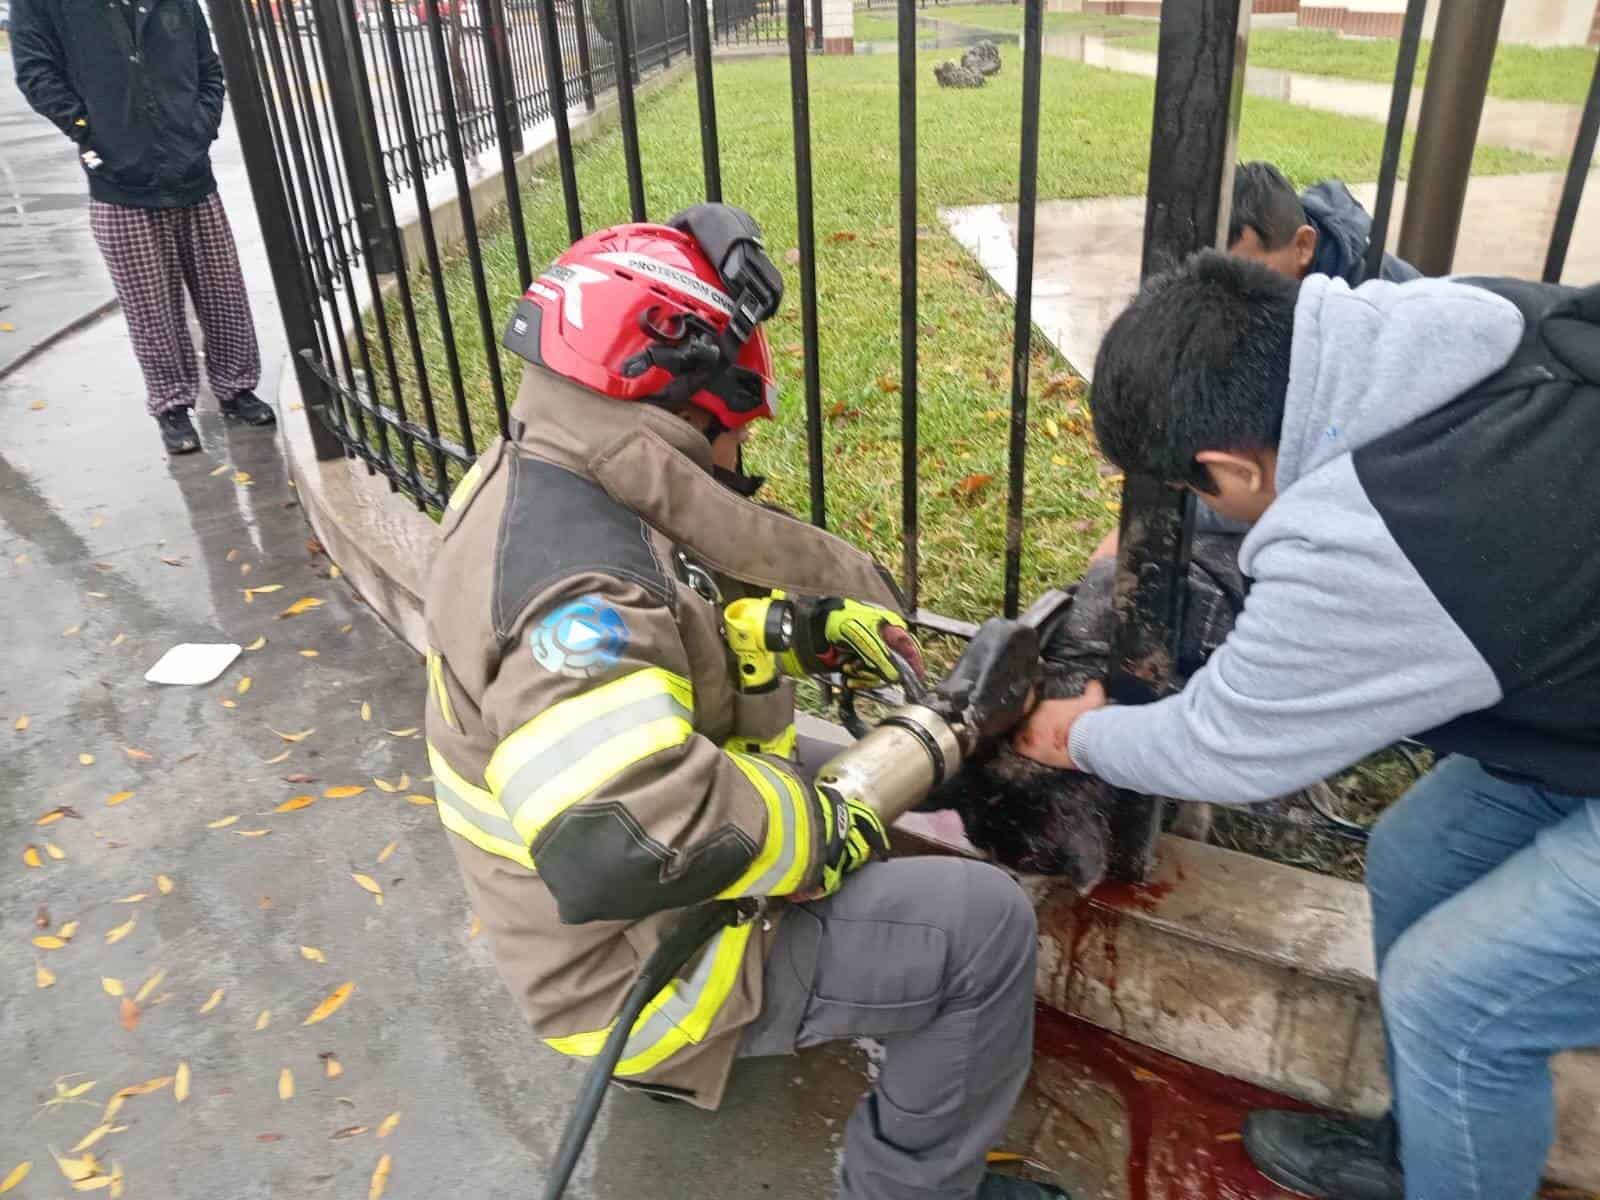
[1015,251,1600,1200]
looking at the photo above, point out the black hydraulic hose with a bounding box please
[541,900,742,1200]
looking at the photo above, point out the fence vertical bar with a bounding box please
[1363,0,1426,282]
[1001,0,1043,619]
[787,0,826,528]
[659,0,674,64]
[897,0,918,613]
[614,0,649,220]
[209,0,343,461]
[572,0,600,110]
[811,0,822,50]
[691,0,723,201]
[1108,0,1248,883]
[538,0,586,242]
[479,0,535,287]
[1543,52,1600,284]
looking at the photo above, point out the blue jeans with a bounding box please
[1365,756,1600,1200]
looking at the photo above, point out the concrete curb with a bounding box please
[0,296,120,383]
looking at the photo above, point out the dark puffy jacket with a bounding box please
[1303,179,1420,286]
[11,0,225,208]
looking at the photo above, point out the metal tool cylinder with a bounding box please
[812,704,965,828]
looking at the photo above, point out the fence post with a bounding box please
[1107,0,1248,882]
[572,0,599,111]
[691,0,723,200]
[1544,51,1600,283]
[486,0,526,155]
[208,0,345,461]
[307,0,397,275]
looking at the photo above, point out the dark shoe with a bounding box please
[157,407,201,455]
[220,391,276,427]
[977,1172,1070,1199]
[1243,1110,1403,1200]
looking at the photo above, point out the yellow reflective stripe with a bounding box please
[427,651,458,731]
[428,744,534,870]
[446,457,486,511]
[727,723,798,760]
[486,668,694,844]
[543,921,756,1076]
[717,751,812,898]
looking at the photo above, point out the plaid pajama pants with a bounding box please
[90,191,261,416]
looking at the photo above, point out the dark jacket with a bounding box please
[12,0,225,208]
[1303,179,1420,286]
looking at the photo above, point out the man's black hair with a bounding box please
[1228,161,1307,250]
[1090,250,1299,492]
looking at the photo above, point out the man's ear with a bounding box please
[1195,449,1269,495]
[1293,223,1318,277]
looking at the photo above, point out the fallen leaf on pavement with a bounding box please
[406,795,435,807]
[105,917,136,945]
[220,699,237,709]
[59,1079,97,1100]
[106,791,133,807]
[369,1153,391,1200]
[101,978,125,997]
[23,846,42,868]
[243,585,283,599]
[113,893,147,904]
[60,921,79,939]
[386,727,418,738]
[245,636,267,652]
[79,753,95,766]
[376,1111,401,1139]
[207,815,239,829]
[156,875,174,894]
[36,964,55,988]
[160,556,183,567]
[109,633,125,647]
[325,785,365,799]
[377,841,398,864]
[360,702,371,722]
[274,796,316,813]
[300,946,326,963]
[35,906,49,928]
[211,465,230,478]
[320,1052,343,1079]
[278,1068,294,1100]
[134,969,165,1003]
[256,1133,283,1143]
[14,715,30,732]
[351,874,383,905]
[174,1061,190,1103]
[237,829,271,838]
[200,989,224,1014]
[283,772,316,783]
[302,981,354,1025]
[372,777,397,793]
[121,746,152,762]
[118,998,140,1032]
[52,1150,100,1183]
[33,935,67,950]
[44,843,65,861]
[255,1009,272,1031]
[331,1125,366,1140]
[468,914,482,940]
[234,471,252,486]
[71,1126,113,1153]
[264,750,293,765]
[63,624,82,637]
[298,649,319,658]
[268,727,314,743]
[0,1163,28,1193]
[278,597,324,619]
[237,677,252,695]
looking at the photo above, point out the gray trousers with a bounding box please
[739,856,1039,1199]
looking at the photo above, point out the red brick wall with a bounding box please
[1340,8,1403,36]
[823,35,853,53]
[1252,0,1299,12]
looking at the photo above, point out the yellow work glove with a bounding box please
[782,597,927,689]
[815,791,891,898]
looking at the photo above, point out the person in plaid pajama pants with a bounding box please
[13,0,275,455]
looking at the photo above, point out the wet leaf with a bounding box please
[105,916,136,945]
[377,841,398,864]
[36,963,56,988]
[63,624,82,637]
[406,794,435,807]
[278,596,324,619]
[325,785,365,799]
[283,773,316,784]
[331,1125,366,1140]
[86,591,108,600]
[23,845,42,868]
[376,1111,401,1139]
[118,998,140,1032]
[372,777,397,793]
[53,1150,100,1182]
[468,914,482,940]
[238,829,271,838]
[107,1161,123,1199]
[0,1163,27,1194]
[160,556,183,567]
[134,968,166,1003]
[244,584,284,598]
[255,1009,272,1030]
[300,946,326,963]
[274,795,316,813]
[211,464,230,477]
[114,1077,172,1101]
[360,702,372,722]
[237,676,252,695]
[38,806,68,825]
[200,988,224,1014]
[174,1061,190,1103]
[102,978,125,996]
[109,633,125,647]
[386,728,418,738]
[44,841,65,861]
[256,1133,284,1143]
[155,874,174,894]
[264,750,293,765]
[207,815,240,829]
[113,893,147,904]
[302,981,355,1025]
[58,1079,96,1100]
[369,1152,391,1200]
[71,1174,113,1192]
[220,699,238,709]
[246,636,267,651]
[396,772,410,789]
[14,714,30,732]
[233,470,253,486]
[951,472,995,500]
[106,790,133,807]
[121,747,153,765]
[268,726,315,743]
[340,624,354,634]
[71,1126,113,1153]
[79,753,95,766]
[35,905,49,928]
[298,649,319,658]
[278,1068,294,1100]
[351,874,383,904]
[320,1052,343,1079]
[33,935,67,950]
[60,921,80,939]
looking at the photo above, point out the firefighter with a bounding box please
[422,205,1062,1200]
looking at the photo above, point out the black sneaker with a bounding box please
[1243,1110,1404,1200]
[157,407,201,455]
[220,391,276,427]
[977,1172,1070,1200]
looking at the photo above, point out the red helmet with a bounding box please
[502,205,784,432]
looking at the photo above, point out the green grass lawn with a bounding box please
[854,9,901,41]
[1123,26,1598,106]
[376,51,1547,625]
[901,4,1151,38]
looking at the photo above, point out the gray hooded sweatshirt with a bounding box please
[1070,274,1600,803]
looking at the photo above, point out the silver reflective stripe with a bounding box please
[498,692,694,825]
[616,924,730,1060]
[436,774,522,845]
[738,754,804,896]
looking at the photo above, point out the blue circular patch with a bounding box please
[531,595,630,679]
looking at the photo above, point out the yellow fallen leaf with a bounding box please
[237,676,252,695]
[200,988,224,1014]
[376,1111,401,1138]
[300,945,326,963]
[71,1174,112,1192]
[211,464,230,477]
[14,714,31,732]
[36,808,65,826]
[63,624,82,637]
[53,1150,100,1182]
[134,968,166,1003]
[36,964,55,987]
[155,874,174,894]
[468,914,482,940]
[107,1160,124,1200]
[351,874,383,903]
[386,727,418,737]
[45,843,65,861]
[278,1067,294,1100]
[60,921,79,940]
[369,1153,391,1200]
[330,565,342,579]
[279,596,324,619]
[113,1076,171,1102]
[71,1125,113,1153]
[268,727,314,743]
[238,829,272,838]
[174,1060,190,1103]
[23,846,42,868]
[245,584,284,597]
[220,698,238,709]
[246,636,267,651]
[406,794,435,807]
[299,649,319,658]
[264,749,292,765]
[0,1162,29,1193]
[255,1009,272,1030]
[121,746,152,762]
[101,1095,124,1123]
[234,470,253,485]
[79,753,95,766]
[340,623,354,634]
[33,935,67,950]
[109,633,125,647]
[102,978,125,996]
[302,981,355,1025]
[106,790,133,806]
[118,996,141,1031]
[105,917,135,945]
[325,785,365,799]
[114,893,147,904]
[377,841,398,864]
[323,1054,343,1079]
[207,815,239,829]
[274,795,316,813]
[360,702,372,722]
[372,777,397,793]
